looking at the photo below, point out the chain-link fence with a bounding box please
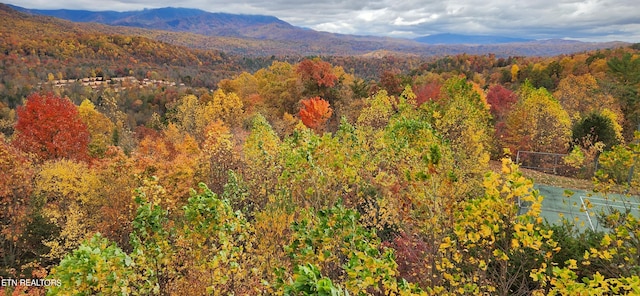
[515,150,576,176]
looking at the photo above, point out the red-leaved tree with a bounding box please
[13,93,90,161]
[486,84,517,121]
[299,97,333,132]
[486,85,518,146]
[296,58,338,97]
[414,81,443,106]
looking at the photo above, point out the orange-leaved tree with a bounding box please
[13,93,90,162]
[0,135,36,276]
[298,97,333,132]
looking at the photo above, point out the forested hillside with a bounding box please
[2,3,640,295]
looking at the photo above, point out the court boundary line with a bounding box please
[579,196,595,231]
[579,196,640,231]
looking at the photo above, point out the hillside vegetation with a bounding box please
[2,4,640,295]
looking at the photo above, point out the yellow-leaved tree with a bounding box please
[201,120,238,193]
[356,89,396,130]
[206,89,244,127]
[553,73,622,124]
[539,133,640,294]
[133,124,206,211]
[431,77,493,183]
[77,99,115,158]
[254,61,303,118]
[436,158,559,295]
[242,114,282,211]
[167,94,217,143]
[35,159,101,261]
[503,82,571,154]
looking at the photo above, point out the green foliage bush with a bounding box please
[596,132,640,185]
[283,264,349,296]
[282,203,418,295]
[47,233,133,295]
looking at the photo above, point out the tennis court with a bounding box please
[519,185,640,231]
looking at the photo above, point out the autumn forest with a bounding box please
[2,3,640,295]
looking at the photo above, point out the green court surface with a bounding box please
[519,185,640,231]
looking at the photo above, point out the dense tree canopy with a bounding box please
[2,32,640,295]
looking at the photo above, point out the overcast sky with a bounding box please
[6,0,640,42]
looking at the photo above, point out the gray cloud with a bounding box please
[6,0,640,42]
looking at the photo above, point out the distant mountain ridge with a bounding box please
[415,33,533,45]
[8,5,297,40]
[5,4,629,57]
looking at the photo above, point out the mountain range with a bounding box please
[5,4,630,57]
[414,33,533,45]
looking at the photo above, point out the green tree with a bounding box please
[607,52,640,139]
[47,233,134,295]
[572,112,620,150]
[283,204,414,295]
[129,178,178,295]
[177,183,256,295]
[282,263,348,296]
[595,132,640,186]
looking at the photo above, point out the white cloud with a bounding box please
[393,15,439,26]
[313,21,356,34]
[355,8,389,22]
